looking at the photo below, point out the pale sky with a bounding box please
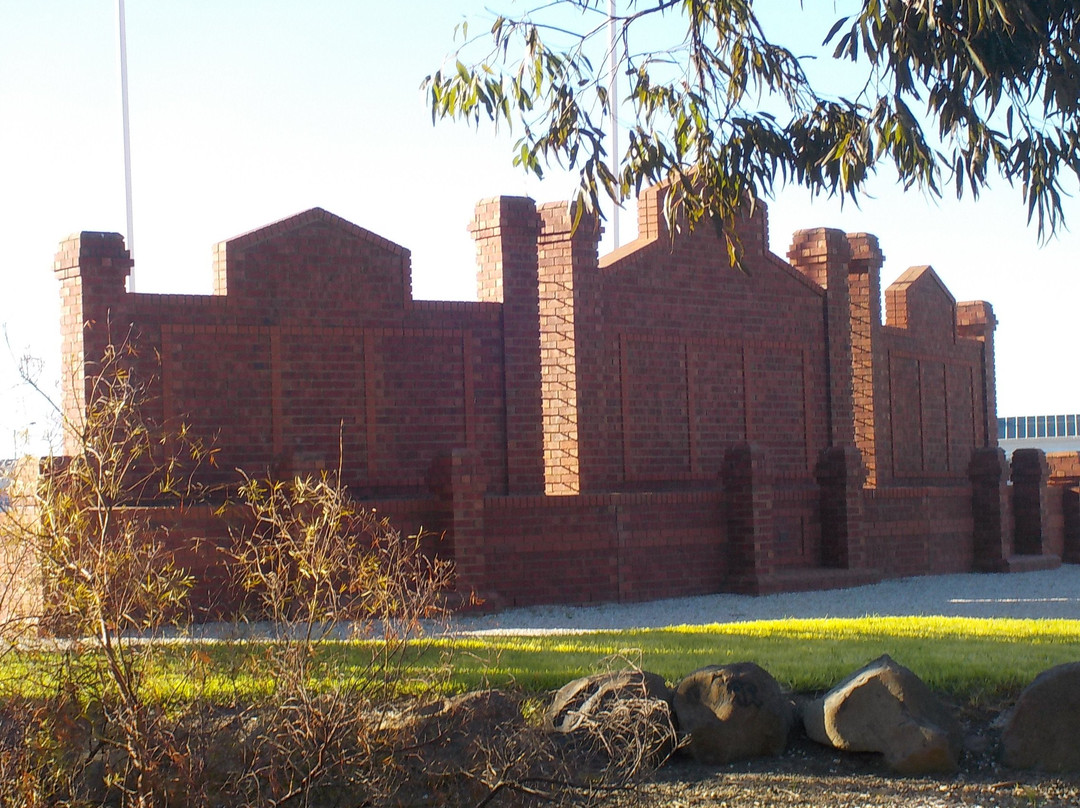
[1,1,1077,457]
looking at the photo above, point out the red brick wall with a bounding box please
[864,486,975,577]
[50,188,1060,612]
[112,497,449,620]
[481,490,727,606]
[772,483,821,570]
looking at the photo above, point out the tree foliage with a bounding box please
[425,1,1080,250]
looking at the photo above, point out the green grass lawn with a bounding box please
[426,616,1080,701]
[6,617,1079,706]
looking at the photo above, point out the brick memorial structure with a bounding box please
[51,185,1073,612]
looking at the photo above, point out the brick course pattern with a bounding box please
[51,188,1070,611]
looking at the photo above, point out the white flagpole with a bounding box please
[118,0,136,290]
[608,0,619,249]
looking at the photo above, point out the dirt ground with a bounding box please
[618,705,1080,807]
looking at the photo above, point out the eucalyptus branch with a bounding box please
[428,0,1080,245]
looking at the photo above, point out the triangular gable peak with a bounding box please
[212,207,412,314]
[885,265,957,340]
[598,183,822,296]
[222,207,408,256]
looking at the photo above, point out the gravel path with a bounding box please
[445,567,1080,635]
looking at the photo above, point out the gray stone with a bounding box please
[801,654,962,774]
[546,669,672,732]
[1001,661,1080,772]
[673,662,794,765]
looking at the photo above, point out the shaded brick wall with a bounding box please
[771,483,821,570]
[50,186,1065,612]
[864,486,975,577]
[480,491,727,606]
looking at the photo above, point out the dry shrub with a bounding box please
[227,469,455,806]
[0,335,216,807]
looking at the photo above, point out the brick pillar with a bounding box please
[956,301,999,448]
[534,202,601,495]
[0,458,45,629]
[1012,448,1050,556]
[846,233,883,486]
[430,449,488,603]
[815,445,867,569]
[968,447,1012,571]
[788,229,856,448]
[53,232,132,456]
[724,443,774,593]
[1047,453,1080,563]
[471,197,545,495]
[1064,486,1080,564]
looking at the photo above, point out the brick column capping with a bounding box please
[471,197,545,495]
[724,443,775,593]
[787,228,856,448]
[968,447,1012,571]
[1011,448,1050,556]
[815,445,868,569]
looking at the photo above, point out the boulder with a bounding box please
[801,654,962,774]
[546,669,672,731]
[1001,661,1080,772]
[673,662,793,764]
[545,669,677,771]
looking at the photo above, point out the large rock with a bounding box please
[546,669,673,731]
[1001,662,1080,772]
[673,662,794,764]
[801,654,962,774]
[545,670,677,771]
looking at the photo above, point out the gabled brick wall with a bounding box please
[878,266,988,485]
[49,187,1065,613]
[58,209,511,496]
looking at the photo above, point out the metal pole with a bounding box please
[118,0,136,289]
[608,0,619,249]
